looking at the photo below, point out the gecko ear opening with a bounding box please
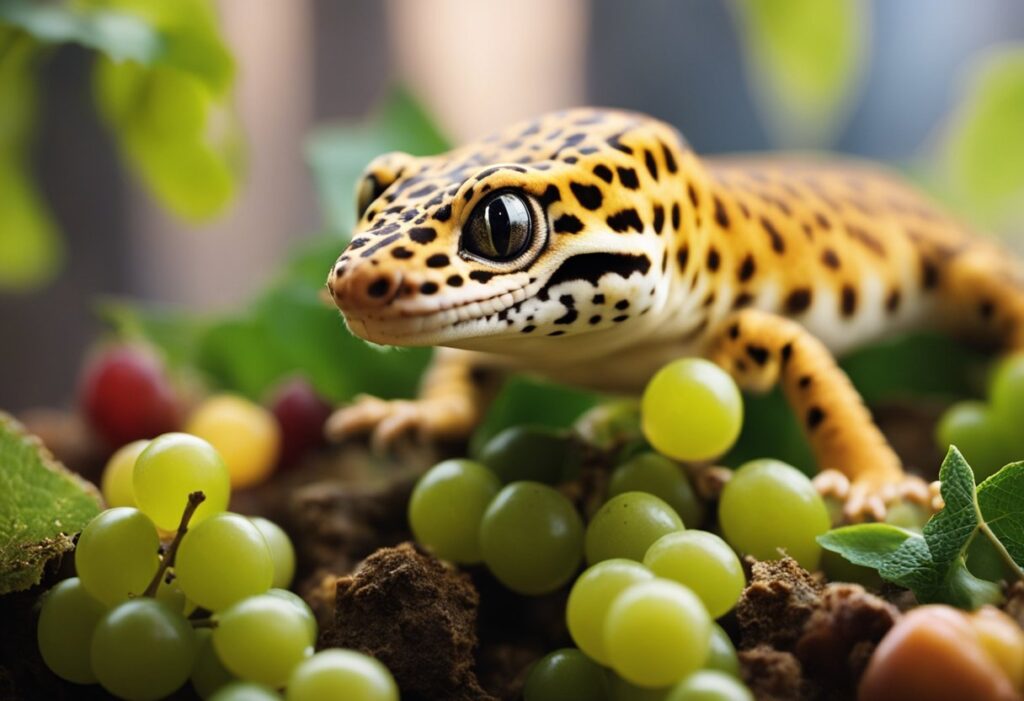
[354,151,417,220]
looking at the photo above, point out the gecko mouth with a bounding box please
[341,282,535,344]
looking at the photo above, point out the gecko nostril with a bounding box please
[367,277,392,298]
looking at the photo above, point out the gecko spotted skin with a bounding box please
[325,108,1024,519]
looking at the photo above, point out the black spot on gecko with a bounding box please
[419,282,439,295]
[806,406,826,430]
[469,270,495,283]
[554,214,584,234]
[841,285,857,317]
[593,164,613,183]
[644,150,659,181]
[539,253,651,300]
[538,184,561,208]
[409,227,437,244]
[391,246,414,259]
[617,167,640,190]
[660,141,678,173]
[652,204,665,234]
[713,196,730,229]
[707,248,720,271]
[671,203,681,230]
[447,275,463,287]
[737,254,755,282]
[761,217,785,254]
[426,254,449,268]
[607,208,644,233]
[432,204,452,222]
[785,288,812,314]
[745,344,769,366]
[570,182,603,210]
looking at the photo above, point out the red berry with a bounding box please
[79,345,181,447]
[269,377,333,468]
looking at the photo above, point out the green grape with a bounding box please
[574,400,643,451]
[134,432,231,530]
[665,670,753,701]
[479,482,584,595]
[192,628,237,699]
[990,353,1024,455]
[101,439,148,508]
[643,531,744,618]
[883,501,929,531]
[91,598,196,701]
[156,574,188,614]
[607,671,671,701]
[213,594,314,688]
[604,579,711,688]
[641,358,743,461]
[251,517,296,589]
[566,559,654,665]
[936,401,1011,481]
[209,682,283,701]
[718,459,829,570]
[585,492,683,565]
[478,426,582,484]
[266,588,318,643]
[286,649,399,701]
[524,648,611,701]
[36,577,106,684]
[704,625,740,677]
[75,507,160,605]
[175,512,273,611]
[408,459,501,563]
[609,452,704,528]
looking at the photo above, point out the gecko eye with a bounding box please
[462,190,534,262]
[356,174,387,219]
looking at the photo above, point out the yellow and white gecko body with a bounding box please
[325,108,1024,518]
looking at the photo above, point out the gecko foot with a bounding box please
[812,469,940,524]
[325,394,476,451]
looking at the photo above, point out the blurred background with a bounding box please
[2,0,1024,414]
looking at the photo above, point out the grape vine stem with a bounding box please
[143,490,206,598]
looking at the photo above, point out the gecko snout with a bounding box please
[328,261,404,311]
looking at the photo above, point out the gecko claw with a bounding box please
[813,469,937,524]
[325,393,477,450]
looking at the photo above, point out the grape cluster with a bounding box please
[81,345,333,489]
[38,432,397,701]
[407,358,839,698]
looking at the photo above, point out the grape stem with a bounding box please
[143,490,206,598]
[190,617,217,629]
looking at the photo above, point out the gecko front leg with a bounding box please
[325,348,502,450]
[707,308,933,522]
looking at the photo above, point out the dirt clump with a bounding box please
[320,542,495,701]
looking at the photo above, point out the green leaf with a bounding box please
[0,413,102,595]
[0,30,62,291]
[819,447,1018,608]
[977,461,1024,568]
[0,0,160,64]
[94,56,243,222]
[817,523,917,570]
[940,48,1024,231]
[0,156,63,292]
[305,86,451,234]
[731,0,868,147]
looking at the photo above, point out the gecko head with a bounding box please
[327,108,690,352]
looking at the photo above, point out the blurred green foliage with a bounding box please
[731,0,867,148]
[940,48,1024,233]
[306,87,450,235]
[0,0,241,291]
